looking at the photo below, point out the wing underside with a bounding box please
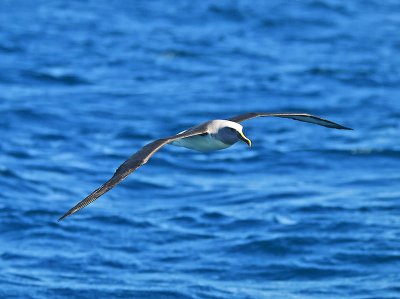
[228,112,352,130]
[58,125,209,221]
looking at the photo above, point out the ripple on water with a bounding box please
[21,69,91,85]
[0,1,399,298]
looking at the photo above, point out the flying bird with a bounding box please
[58,112,352,221]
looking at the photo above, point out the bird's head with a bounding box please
[211,120,252,147]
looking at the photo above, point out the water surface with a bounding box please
[1,1,400,298]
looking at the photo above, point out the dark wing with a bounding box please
[228,112,352,130]
[58,125,208,221]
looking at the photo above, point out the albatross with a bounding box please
[58,112,351,221]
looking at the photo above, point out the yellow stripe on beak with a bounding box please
[239,131,252,147]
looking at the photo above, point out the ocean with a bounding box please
[1,1,400,298]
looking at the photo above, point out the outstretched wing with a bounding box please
[58,125,209,221]
[228,112,352,130]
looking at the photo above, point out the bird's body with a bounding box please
[58,112,352,221]
[171,134,231,152]
[171,120,246,152]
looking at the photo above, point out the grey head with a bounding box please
[208,120,252,146]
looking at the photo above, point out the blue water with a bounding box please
[1,1,400,298]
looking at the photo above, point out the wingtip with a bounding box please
[333,124,353,130]
[341,126,353,130]
[58,212,70,222]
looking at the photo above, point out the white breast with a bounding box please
[170,134,232,152]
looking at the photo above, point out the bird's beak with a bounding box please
[238,131,252,147]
